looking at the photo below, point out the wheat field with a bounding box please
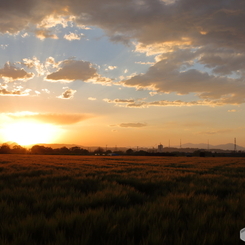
[1,154,245,244]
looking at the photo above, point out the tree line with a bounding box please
[0,144,90,155]
[0,143,139,155]
[0,143,167,156]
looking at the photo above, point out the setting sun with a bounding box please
[2,122,58,146]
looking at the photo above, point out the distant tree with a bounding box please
[81,149,89,155]
[94,147,104,154]
[113,150,124,155]
[31,145,45,154]
[31,145,53,154]
[58,147,70,154]
[44,147,54,154]
[126,148,134,155]
[12,145,27,154]
[105,150,112,155]
[70,146,82,154]
[0,143,11,154]
[137,150,147,156]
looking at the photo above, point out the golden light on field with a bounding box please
[2,121,58,146]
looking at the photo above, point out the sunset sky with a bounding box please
[0,0,245,148]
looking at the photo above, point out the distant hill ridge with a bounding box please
[180,143,245,151]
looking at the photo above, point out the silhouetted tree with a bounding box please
[12,145,27,154]
[113,150,124,155]
[58,147,70,154]
[81,149,89,155]
[31,145,44,154]
[0,143,11,154]
[70,146,82,154]
[94,147,104,154]
[126,148,134,155]
[137,150,147,156]
[31,145,53,154]
[105,150,112,155]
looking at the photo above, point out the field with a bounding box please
[1,155,245,245]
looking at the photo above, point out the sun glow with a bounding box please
[2,121,58,146]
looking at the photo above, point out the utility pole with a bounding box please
[234,138,237,152]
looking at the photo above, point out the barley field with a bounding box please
[1,154,245,244]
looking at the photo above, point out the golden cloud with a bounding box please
[6,112,92,125]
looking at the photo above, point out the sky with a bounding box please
[0,0,245,148]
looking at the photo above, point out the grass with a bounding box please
[0,155,245,244]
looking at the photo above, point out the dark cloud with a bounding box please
[0,0,245,105]
[0,62,34,82]
[46,60,97,82]
[121,48,245,104]
[0,0,243,50]
[46,59,112,84]
[0,0,66,34]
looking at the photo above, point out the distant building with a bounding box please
[158,143,163,152]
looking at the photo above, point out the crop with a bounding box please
[0,155,245,244]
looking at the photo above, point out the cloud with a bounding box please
[21,33,29,38]
[104,97,227,108]
[119,123,147,128]
[0,0,244,52]
[46,59,97,82]
[104,98,135,104]
[0,44,8,49]
[121,48,245,105]
[0,0,244,106]
[35,29,58,40]
[37,14,73,29]
[45,58,112,85]
[135,61,155,65]
[45,57,60,69]
[6,112,92,125]
[109,122,147,128]
[64,32,83,41]
[42,88,50,94]
[0,87,31,96]
[149,92,158,96]
[197,129,234,135]
[228,109,236,112]
[57,89,76,99]
[22,57,45,76]
[0,62,34,82]
[88,97,96,101]
[108,66,117,70]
